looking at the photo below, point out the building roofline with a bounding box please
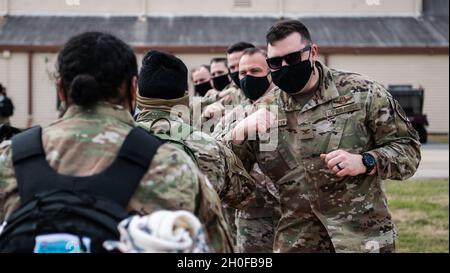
[0,44,448,55]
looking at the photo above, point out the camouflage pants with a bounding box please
[274,213,335,253]
[379,242,396,253]
[223,206,237,248]
[235,164,281,253]
[236,210,280,253]
[274,212,397,253]
[235,186,281,252]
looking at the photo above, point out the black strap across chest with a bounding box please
[11,126,162,208]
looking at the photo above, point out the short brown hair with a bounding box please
[266,19,312,45]
[210,57,227,66]
[241,48,267,58]
[226,42,255,55]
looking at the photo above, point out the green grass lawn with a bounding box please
[385,179,449,253]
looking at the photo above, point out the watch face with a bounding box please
[364,153,376,167]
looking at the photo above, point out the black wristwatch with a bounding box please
[361,152,376,174]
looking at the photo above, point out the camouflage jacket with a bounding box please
[231,61,421,252]
[219,85,245,106]
[200,89,221,109]
[0,103,233,253]
[135,107,255,209]
[212,85,279,140]
[200,84,244,109]
[212,86,281,219]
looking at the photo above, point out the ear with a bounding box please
[311,43,319,63]
[130,76,138,108]
[56,79,67,103]
[267,71,272,83]
[131,76,137,99]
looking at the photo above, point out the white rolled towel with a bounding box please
[103,210,209,253]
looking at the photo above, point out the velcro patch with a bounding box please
[326,103,361,117]
[298,123,314,140]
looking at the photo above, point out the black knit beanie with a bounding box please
[138,50,188,99]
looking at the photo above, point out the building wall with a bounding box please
[1,0,423,17]
[31,53,59,127]
[328,54,449,134]
[2,52,448,134]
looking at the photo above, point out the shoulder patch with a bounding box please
[393,99,410,123]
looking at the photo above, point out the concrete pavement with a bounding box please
[411,144,449,180]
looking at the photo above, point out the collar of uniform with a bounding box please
[62,102,135,126]
[135,108,190,125]
[135,94,190,121]
[278,61,340,113]
[135,108,171,123]
[252,85,280,105]
[222,83,236,92]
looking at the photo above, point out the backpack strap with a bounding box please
[153,132,198,165]
[11,126,54,203]
[11,126,43,164]
[148,119,198,165]
[11,126,162,208]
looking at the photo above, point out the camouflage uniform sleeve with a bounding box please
[196,173,234,252]
[186,132,255,210]
[365,82,421,180]
[218,87,241,106]
[129,143,233,252]
[201,91,220,108]
[228,138,258,175]
[215,140,256,209]
[0,141,21,223]
[185,132,226,192]
[210,107,239,139]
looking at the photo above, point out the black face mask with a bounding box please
[212,74,231,91]
[240,75,270,101]
[194,81,212,96]
[271,59,313,94]
[230,71,241,88]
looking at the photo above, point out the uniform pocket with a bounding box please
[304,157,346,189]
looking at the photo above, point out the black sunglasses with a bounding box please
[266,45,312,70]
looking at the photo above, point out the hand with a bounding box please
[232,108,276,145]
[202,102,225,119]
[204,89,219,98]
[320,149,367,177]
[218,88,234,99]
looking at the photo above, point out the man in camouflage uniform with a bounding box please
[229,20,421,252]
[199,43,259,245]
[202,43,255,120]
[200,58,233,110]
[134,50,256,249]
[222,42,256,106]
[212,48,282,253]
[191,65,214,98]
